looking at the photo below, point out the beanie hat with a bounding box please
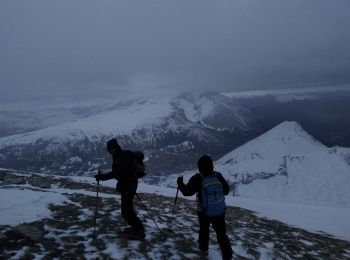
[106,138,121,151]
[197,154,214,174]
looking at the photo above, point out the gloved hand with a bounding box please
[94,170,102,182]
[94,174,101,182]
[177,176,184,186]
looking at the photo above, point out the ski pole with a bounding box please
[93,176,100,239]
[170,187,179,226]
[135,193,161,232]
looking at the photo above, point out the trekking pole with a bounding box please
[135,193,161,232]
[169,187,179,231]
[93,175,100,239]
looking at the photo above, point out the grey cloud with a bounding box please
[0,0,350,103]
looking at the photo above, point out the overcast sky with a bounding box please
[1,0,350,103]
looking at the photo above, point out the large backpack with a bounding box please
[200,172,225,217]
[132,151,146,179]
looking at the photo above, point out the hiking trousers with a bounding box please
[197,211,233,260]
[121,191,144,232]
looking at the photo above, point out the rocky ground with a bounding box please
[0,170,350,259]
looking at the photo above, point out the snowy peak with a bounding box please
[262,121,315,141]
[216,121,350,208]
[256,121,325,152]
[174,92,251,130]
[219,121,325,164]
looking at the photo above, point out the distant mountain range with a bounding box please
[0,92,253,175]
[0,86,349,175]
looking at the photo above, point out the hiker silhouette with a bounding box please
[177,154,233,260]
[94,138,145,240]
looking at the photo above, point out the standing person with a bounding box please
[177,155,233,260]
[94,138,145,240]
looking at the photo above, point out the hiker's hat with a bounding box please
[106,138,121,151]
[198,154,214,174]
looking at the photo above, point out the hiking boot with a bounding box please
[126,230,145,240]
[121,227,134,234]
[222,251,233,260]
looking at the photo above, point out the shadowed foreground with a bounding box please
[0,171,350,259]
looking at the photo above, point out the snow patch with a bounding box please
[0,188,67,226]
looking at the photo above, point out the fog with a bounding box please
[1,0,349,103]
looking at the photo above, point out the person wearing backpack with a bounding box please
[94,138,146,240]
[177,155,233,260]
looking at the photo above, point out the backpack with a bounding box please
[200,172,225,217]
[132,151,146,179]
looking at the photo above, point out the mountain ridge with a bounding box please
[1,88,350,175]
[156,121,350,208]
[0,93,252,175]
[216,121,350,208]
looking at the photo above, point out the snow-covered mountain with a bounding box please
[216,121,350,208]
[0,93,252,175]
[1,87,350,176]
[156,121,350,208]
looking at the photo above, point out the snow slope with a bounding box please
[158,121,350,208]
[0,97,176,147]
[0,92,253,175]
[1,171,350,242]
[216,121,350,208]
[0,93,251,150]
[228,197,350,241]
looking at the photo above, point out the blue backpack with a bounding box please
[200,172,225,217]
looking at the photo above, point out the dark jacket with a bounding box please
[178,171,230,211]
[99,150,138,193]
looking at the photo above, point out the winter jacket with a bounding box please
[99,150,138,193]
